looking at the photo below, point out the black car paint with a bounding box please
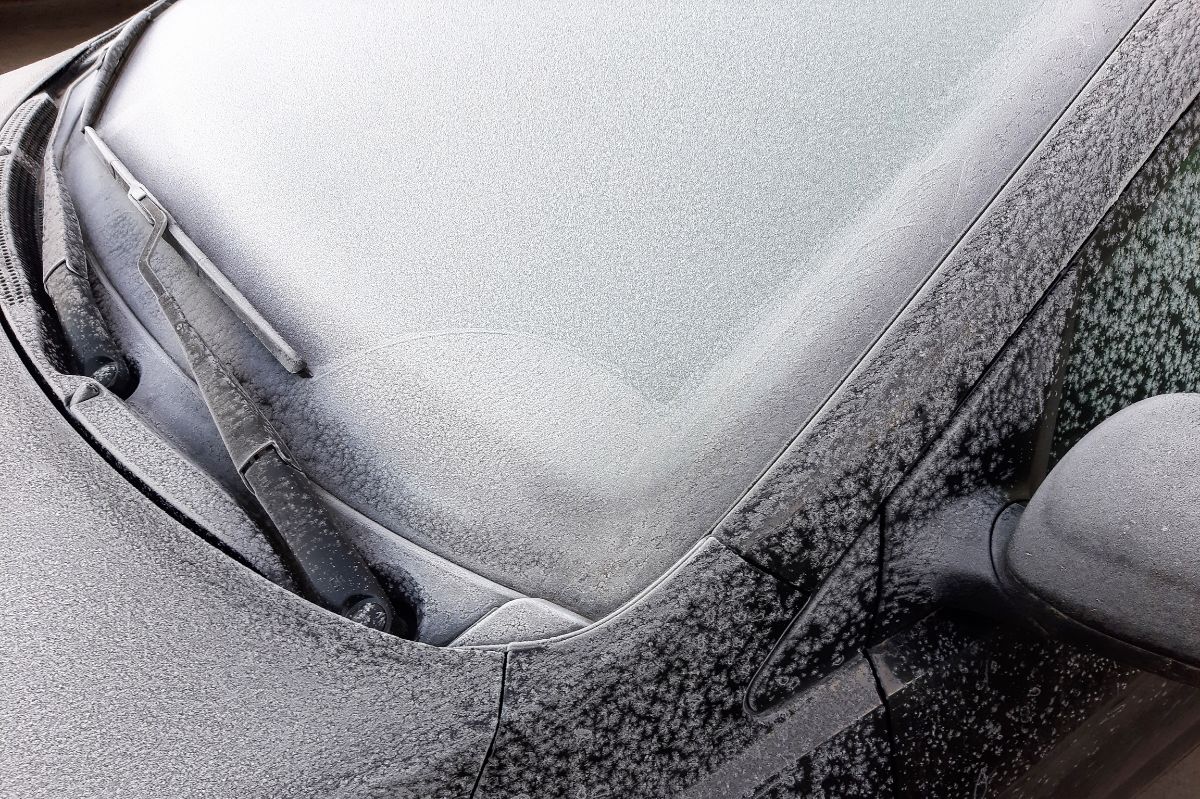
[2,2,1200,797]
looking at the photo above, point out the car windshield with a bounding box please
[65,0,1061,621]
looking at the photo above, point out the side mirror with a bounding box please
[996,393,1200,685]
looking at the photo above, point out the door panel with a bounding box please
[876,57,1200,799]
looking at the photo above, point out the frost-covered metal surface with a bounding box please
[746,524,880,715]
[449,598,588,647]
[680,660,890,799]
[717,0,1200,594]
[877,276,1077,635]
[474,538,817,796]
[1007,393,1200,680]
[1001,670,1200,797]
[69,381,291,584]
[873,614,1136,798]
[0,304,506,797]
[880,88,1200,639]
[731,709,893,799]
[873,81,1200,794]
[881,615,1200,796]
[87,0,1149,618]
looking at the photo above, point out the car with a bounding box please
[3,1,1200,796]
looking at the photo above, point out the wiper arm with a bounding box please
[89,131,408,635]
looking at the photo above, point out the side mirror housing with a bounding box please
[997,393,1200,684]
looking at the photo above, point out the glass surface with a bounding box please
[85,0,1107,617]
[1053,106,1200,462]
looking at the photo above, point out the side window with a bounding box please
[1051,107,1200,462]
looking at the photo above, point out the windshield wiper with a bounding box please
[39,102,132,395]
[83,130,307,375]
[86,128,410,636]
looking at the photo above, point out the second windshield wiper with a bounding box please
[38,97,133,395]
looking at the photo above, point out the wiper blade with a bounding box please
[83,127,308,375]
[88,130,408,635]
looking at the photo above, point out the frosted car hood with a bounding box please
[87,0,1146,617]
